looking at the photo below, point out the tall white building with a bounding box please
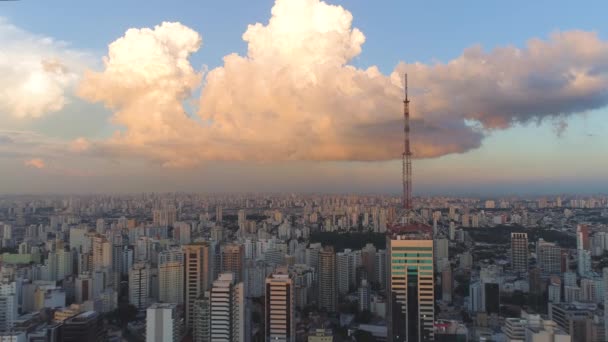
[265,267,295,342]
[129,262,151,310]
[146,303,184,342]
[0,280,18,332]
[210,273,245,342]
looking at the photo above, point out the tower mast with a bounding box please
[402,74,412,223]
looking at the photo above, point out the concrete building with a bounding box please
[537,239,562,277]
[159,261,184,304]
[210,273,245,342]
[222,244,245,284]
[318,246,337,312]
[0,280,17,332]
[265,267,295,342]
[146,303,184,342]
[511,233,529,274]
[129,262,151,310]
[387,225,434,342]
[192,293,211,342]
[61,311,105,341]
[184,243,213,329]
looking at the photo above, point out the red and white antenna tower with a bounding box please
[402,74,412,223]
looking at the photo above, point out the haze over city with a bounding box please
[1,0,607,194]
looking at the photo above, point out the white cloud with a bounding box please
[76,0,608,167]
[0,18,90,119]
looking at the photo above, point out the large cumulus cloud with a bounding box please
[73,0,608,167]
[0,18,88,119]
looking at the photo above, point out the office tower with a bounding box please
[158,248,184,304]
[577,224,590,251]
[222,244,245,283]
[387,225,434,342]
[537,239,561,276]
[434,238,448,262]
[0,279,17,332]
[578,249,592,277]
[318,246,337,312]
[511,233,528,274]
[375,249,387,290]
[361,244,376,285]
[210,273,245,342]
[548,276,562,303]
[159,261,184,304]
[184,243,212,329]
[129,262,151,310]
[61,311,105,341]
[92,235,111,271]
[193,292,211,342]
[441,266,453,303]
[483,283,500,314]
[146,303,184,342]
[75,273,93,303]
[468,281,483,312]
[265,267,295,342]
[336,249,354,295]
[358,279,370,312]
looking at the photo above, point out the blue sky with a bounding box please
[0,0,607,194]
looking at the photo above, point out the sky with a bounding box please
[0,0,607,195]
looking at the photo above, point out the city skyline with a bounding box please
[1,0,608,194]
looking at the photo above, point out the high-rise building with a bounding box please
[0,279,18,332]
[578,249,592,277]
[222,244,245,284]
[210,273,245,342]
[577,224,590,251]
[192,292,211,342]
[511,233,528,274]
[441,266,453,303]
[159,261,184,304]
[61,311,105,341]
[358,279,371,312]
[184,243,213,329]
[129,262,151,310]
[361,243,376,284]
[387,225,435,342]
[92,235,111,271]
[318,246,337,312]
[265,267,295,342]
[146,303,184,342]
[536,239,561,277]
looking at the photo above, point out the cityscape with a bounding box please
[1,0,608,342]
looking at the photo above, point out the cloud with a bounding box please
[393,30,608,130]
[77,0,608,167]
[0,18,90,119]
[24,158,45,169]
